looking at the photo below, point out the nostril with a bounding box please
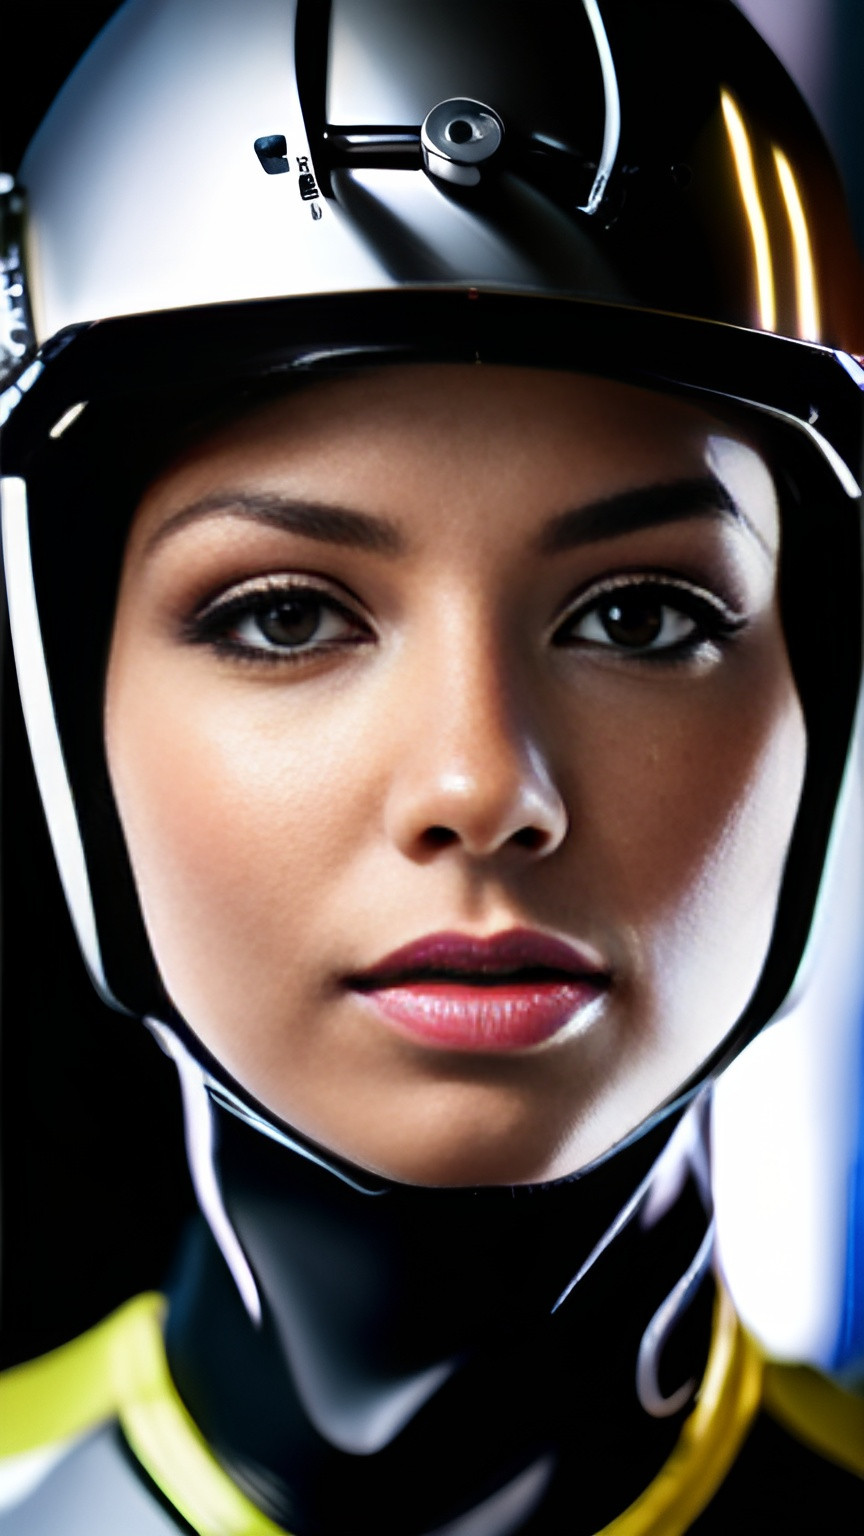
[512,826,549,852]
[419,823,552,855]
[424,826,460,849]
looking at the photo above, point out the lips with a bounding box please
[346,929,610,1051]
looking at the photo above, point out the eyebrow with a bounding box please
[144,474,768,560]
[536,475,769,556]
[144,492,406,557]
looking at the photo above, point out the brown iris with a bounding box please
[598,591,666,649]
[257,595,321,647]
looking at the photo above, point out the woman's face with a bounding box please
[105,366,805,1185]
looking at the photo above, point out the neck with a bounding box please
[164,1101,715,1536]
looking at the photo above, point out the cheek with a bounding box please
[579,646,806,1047]
[105,664,373,1026]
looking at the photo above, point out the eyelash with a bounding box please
[185,572,744,665]
[185,577,373,663]
[552,575,745,660]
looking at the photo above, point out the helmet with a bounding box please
[2,0,863,1153]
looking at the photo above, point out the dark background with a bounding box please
[1,5,197,1367]
[1,1,863,1366]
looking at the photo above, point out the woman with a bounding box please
[1,1,863,1530]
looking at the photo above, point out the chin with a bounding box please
[305,1088,591,1189]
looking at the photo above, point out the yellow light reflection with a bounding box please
[773,147,821,342]
[721,91,776,332]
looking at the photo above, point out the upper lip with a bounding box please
[347,928,609,987]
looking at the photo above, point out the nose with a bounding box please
[384,629,569,863]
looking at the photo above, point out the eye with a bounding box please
[233,592,355,652]
[189,580,372,660]
[554,579,739,656]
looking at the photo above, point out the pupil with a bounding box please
[259,597,320,646]
[601,594,663,648]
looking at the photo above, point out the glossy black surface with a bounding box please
[165,1106,714,1535]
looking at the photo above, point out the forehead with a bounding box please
[131,364,778,549]
[158,364,741,470]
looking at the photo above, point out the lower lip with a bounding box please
[353,980,605,1051]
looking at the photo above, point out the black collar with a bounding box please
[164,1101,715,1535]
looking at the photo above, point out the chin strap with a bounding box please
[636,1218,717,1419]
[205,1076,389,1195]
[551,1091,712,1315]
[636,1093,715,1417]
[548,1091,715,1418]
[146,1020,263,1326]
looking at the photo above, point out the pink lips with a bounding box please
[347,929,609,1051]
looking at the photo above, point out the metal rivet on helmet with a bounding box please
[420,99,504,187]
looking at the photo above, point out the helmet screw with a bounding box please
[421,98,504,187]
[254,134,289,175]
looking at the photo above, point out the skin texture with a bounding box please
[105,366,806,1185]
